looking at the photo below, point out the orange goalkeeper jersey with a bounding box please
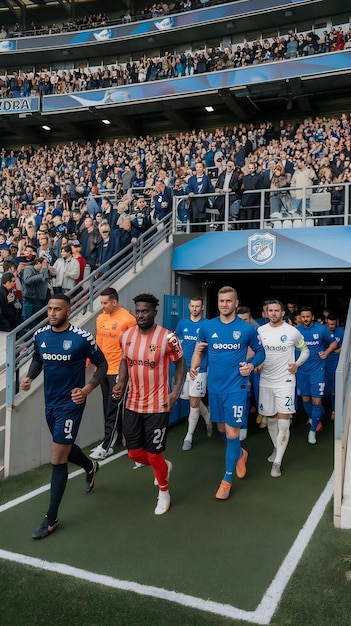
[96,307,136,375]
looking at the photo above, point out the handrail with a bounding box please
[172,181,351,231]
[6,0,229,40]
[5,214,172,408]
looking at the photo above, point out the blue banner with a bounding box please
[0,97,40,114]
[172,227,351,271]
[42,50,351,112]
[12,0,308,52]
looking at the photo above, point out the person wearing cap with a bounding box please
[51,245,80,294]
[70,240,87,282]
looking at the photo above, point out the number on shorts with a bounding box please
[232,405,244,422]
[153,427,166,450]
[195,379,204,393]
[285,396,293,408]
[319,383,325,396]
[64,419,74,440]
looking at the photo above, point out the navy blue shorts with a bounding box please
[46,404,85,445]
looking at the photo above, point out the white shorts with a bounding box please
[180,371,207,400]
[259,384,296,416]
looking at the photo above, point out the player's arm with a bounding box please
[168,355,187,411]
[288,338,309,373]
[112,358,129,399]
[71,344,108,404]
[241,329,265,375]
[319,339,339,360]
[190,341,208,379]
[20,341,43,391]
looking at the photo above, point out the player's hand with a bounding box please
[239,362,253,377]
[168,391,177,411]
[318,351,327,360]
[20,377,32,392]
[189,367,199,380]
[288,362,298,373]
[194,341,208,354]
[71,387,86,404]
[112,382,125,399]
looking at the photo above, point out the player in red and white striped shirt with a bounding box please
[113,293,186,515]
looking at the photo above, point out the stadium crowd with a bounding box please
[0,111,351,329]
[2,1,230,39]
[2,23,351,99]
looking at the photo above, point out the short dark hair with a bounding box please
[190,295,203,304]
[1,271,15,286]
[300,306,313,314]
[48,293,71,306]
[133,293,159,308]
[100,287,119,301]
[237,306,251,315]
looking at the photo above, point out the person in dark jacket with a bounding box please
[186,161,215,232]
[0,272,20,331]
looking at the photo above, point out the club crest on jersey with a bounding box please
[313,334,319,339]
[281,335,288,342]
[149,344,157,352]
[233,331,241,340]
[248,233,276,265]
[63,340,72,350]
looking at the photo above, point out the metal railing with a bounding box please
[172,181,351,232]
[5,214,172,408]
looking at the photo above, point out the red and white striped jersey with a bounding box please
[120,324,183,413]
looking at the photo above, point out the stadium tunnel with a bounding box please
[172,228,351,322]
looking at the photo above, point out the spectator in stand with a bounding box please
[22,256,49,320]
[0,272,21,331]
[51,245,80,294]
[79,215,102,272]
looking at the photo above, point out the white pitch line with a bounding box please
[0,463,333,625]
[0,449,128,513]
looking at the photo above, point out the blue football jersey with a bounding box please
[197,316,264,394]
[296,321,334,373]
[175,317,208,371]
[32,323,106,408]
[325,326,344,373]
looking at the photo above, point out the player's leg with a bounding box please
[308,374,325,444]
[259,386,277,461]
[271,388,295,477]
[33,406,87,539]
[215,392,248,500]
[182,372,208,450]
[124,408,150,466]
[144,412,171,515]
[91,377,127,459]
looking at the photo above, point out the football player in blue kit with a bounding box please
[190,286,265,500]
[296,307,338,444]
[176,296,212,451]
[324,314,344,420]
[21,294,107,539]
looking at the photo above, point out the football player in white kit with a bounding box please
[257,300,309,477]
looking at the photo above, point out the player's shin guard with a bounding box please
[311,404,323,432]
[186,407,200,438]
[224,437,241,483]
[47,463,68,523]
[275,419,290,465]
[128,448,150,466]
[147,452,169,491]
[267,417,278,448]
[199,400,211,425]
[303,400,313,420]
[68,443,92,472]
